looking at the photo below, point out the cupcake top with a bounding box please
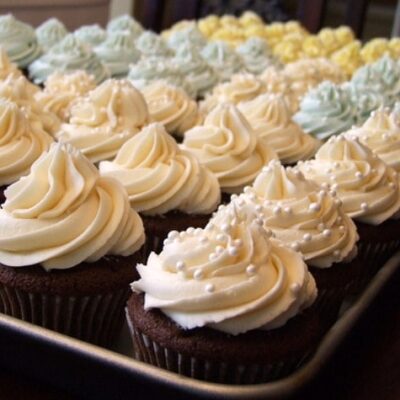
[347,107,400,172]
[132,204,316,335]
[236,37,279,75]
[182,103,278,193]
[36,18,68,51]
[35,70,96,121]
[99,123,220,216]
[0,98,53,186]
[141,81,202,136]
[298,134,400,225]
[172,43,219,98]
[28,34,109,84]
[293,81,356,141]
[135,31,173,58]
[94,32,141,78]
[167,25,207,51]
[201,73,267,113]
[0,143,144,270]
[74,24,107,47]
[56,79,149,163]
[0,14,41,68]
[0,46,22,80]
[200,41,244,82]
[232,161,358,268]
[0,74,60,135]
[107,14,143,38]
[238,94,320,165]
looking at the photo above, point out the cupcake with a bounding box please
[347,107,400,173]
[293,81,356,141]
[74,24,107,48]
[36,18,68,51]
[94,32,141,78]
[107,14,143,39]
[330,41,363,77]
[298,134,400,287]
[99,122,220,255]
[135,31,173,58]
[182,103,277,197]
[200,41,244,82]
[34,70,96,122]
[229,160,358,308]
[0,98,53,202]
[56,79,149,163]
[167,25,207,51]
[200,73,267,114]
[0,14,41,69]
[28,34,109,84]
[236,37,279,75]
[238,93,320,165]
[141,81,202,140]
[0,46,22,80]
[0,143,145,344]
[127,205,322,384]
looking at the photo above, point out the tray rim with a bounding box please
[0,253,399,399]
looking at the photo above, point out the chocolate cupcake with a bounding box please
[99,122,220,257]
[128,207,321,384]
[0,143,145,345]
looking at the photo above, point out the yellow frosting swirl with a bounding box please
[182,103,277,193]
[141,81,202,137]
[99,123,220,215]
[330,41,363,77]
[56,79,149,163]
[298,134,400,225]
[0,99,53,186]
[132,204,316,335]
[238,94,320,164]
[0,143,144,270]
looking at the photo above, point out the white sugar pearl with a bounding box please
[355,171,363,179]
[333,250,341,258]
[194,269,204,280]
[228,246,238,256]
[291,242,300,251]
[360,202,369,211]
[323,229,332,238]
[216,233,226,242]
[234,239,243,247]
[221,223,230,233]
[176,261,186,271]
[273,205,282,215]
[284,206,292,214]
[246,264,256,276]
[205,283,215,293]
[199,236,208,244]
[215,245,224,254]
[303,233,312,242]
[309,203,321,212]
[244,186,252,193]
[290,283,301,294]
[318,223,325,232]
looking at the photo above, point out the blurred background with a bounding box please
[0,0,398,38]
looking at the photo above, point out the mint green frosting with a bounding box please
[74,24,106,47]
[128,57,195,97]
[0,14,41,68]
[172,43,218,98]
[135,31,172,57]
[107,14,143,39]
[293,81,356,140]
[36,18,68,51]
[201,41,244,82]
[167,25,206,51]
[28,34,109,84]
[94,32,140,78]
[236,37,280,75]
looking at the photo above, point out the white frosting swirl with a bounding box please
[99,123,220,215]
[232,161,358,268]
[142,81,202,136]
[298,134,400,225]
[182,103,278,193]
[238,94,320,164]
[0,143,145,270]
[132,205,316,335]
[56,79,149,163]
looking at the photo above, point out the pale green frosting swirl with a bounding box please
[293,81,356,141]
[236,37,280,75]
[0,14,41,68]
[36,18,68,51]
[74,24,107,47]
[167,25,207,51]
[172,43,219,98]
[94,32,140,78]
[201,41,244,82]
[135,31,173,57]
[28,34,109,84]
[107,14,143,39]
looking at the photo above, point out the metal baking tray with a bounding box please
[0,253,399,400]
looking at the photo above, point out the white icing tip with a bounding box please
[255,205,262,212]
[163,239,172,246]
[186,227,195,235]
[194,269,204,280]
[205,283,215,293]
[168,230,179,239]
[333,249,341,258]
[215,245,224,254]
[199,236,208,244]
[209,252,217,261]
[243,186,252,193]
[216,233,226,242]
[246,264,256,276]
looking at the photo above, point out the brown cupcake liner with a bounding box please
[0,284,129,346]
[126,311,312,384]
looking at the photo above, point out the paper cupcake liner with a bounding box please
[126,314,312,384]
[0,284,129,346]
